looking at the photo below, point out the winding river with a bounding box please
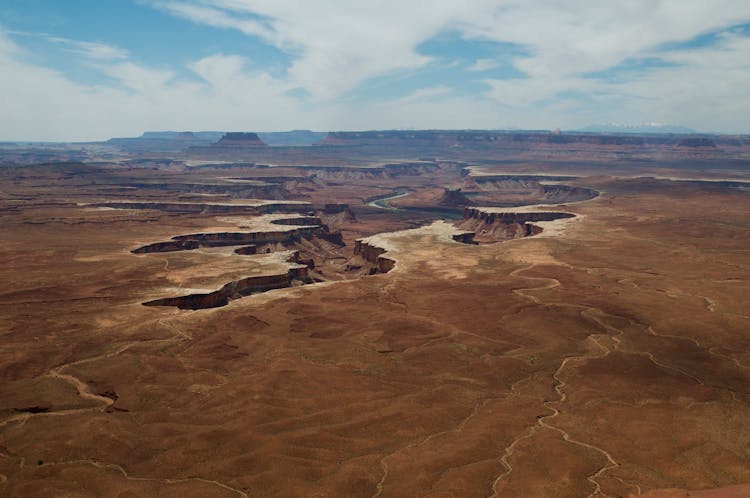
[366,189,464,220]
[366,188,411,210]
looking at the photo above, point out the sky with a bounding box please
[1,1,750,141]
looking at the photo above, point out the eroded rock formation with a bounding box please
[212,132,268,147]
[438,188,471,207]
[233,245,257,255]
[133,222,344,254]
[170,228,319,247]
[132,240,200,254]
[677,137,717,148]
[462,208,576,224]
[87,201,304,214]
[266,216,322,226]
[319,204,357,229]
[321,130,729,149]
[143,252,310,310]
[456,207,573,243]
[465,175,598,205]
[352,240,396,274]
[451,232,477,244]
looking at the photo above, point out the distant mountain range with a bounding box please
[576,123,698,134]
[101,127,733,154]
[257,130,328,146]
[140,131,224,141]
[104,130,328,152]
[131,130,328,146]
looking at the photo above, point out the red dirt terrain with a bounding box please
[1,135,749,497]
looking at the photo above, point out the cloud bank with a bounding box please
[2,1,750,140]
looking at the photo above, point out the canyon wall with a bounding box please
[89,201,305,214]
[143,253,310,310]
[316,130,750,161]
[353,240,396,274]
[462,208,575,224]
[133,217,344,254]
[456,208,571,243]
[321,130,746,148]
[212,132,268,147]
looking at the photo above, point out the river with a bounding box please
[366,189,464,220]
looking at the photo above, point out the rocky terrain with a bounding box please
[456,207,574,243]
[211,132,268,148]
[1,135,749,497]
[319,129,750,148]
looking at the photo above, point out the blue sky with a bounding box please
[1,1,750,140]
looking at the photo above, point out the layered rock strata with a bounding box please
[212,132,268,147]
[143,252,310,310]
[456,207,575,243]
[462,208,576,224]
[86,200,307,214]
[133,223,343,254]
[353,240,396,274]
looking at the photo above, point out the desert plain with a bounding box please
[0,130,749,497]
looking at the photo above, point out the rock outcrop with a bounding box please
[233,245,257,255]
[87,201,305,214]
[305,161,458,182]
[462,208,576,224]
[451,232,477,244]
[133,222,345,254]
[677,137,717,148]
[320,203,357,226]
[267,216,322,226]
[257,130,327,146]
[320,130,728,149]
[170,228,320,247]
[456,207,574,243]
[132,240,200,254]
[353,240,396,274]
[465,175,598,205]
[212,132,268,147]
[143,252,310,310]
[105,131,217,152]
[438,188,471,207]
[316,130,741,160]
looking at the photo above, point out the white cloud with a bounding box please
[151,0,750,129]
[484,75,600,107]
[154,1,278,42]
[467,58,500,72]
[605,31,750,131]
[0,27,308,140]
[154,0,484,100]
[100,62,175,93]
[189,53,248,86]
[392,85,451,105]
[4,1,750,139]
[46,36,129,60]
[462,1,750,77]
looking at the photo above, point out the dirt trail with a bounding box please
[0,317,250,496]
[487,259,746,497]
[0,317,192,428]
[36,459,248,497]
[488,264,634,498]
[372,397,498,498]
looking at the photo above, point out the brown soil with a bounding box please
[1,148,749,497]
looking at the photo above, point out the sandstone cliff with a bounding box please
[456,207,574,243]
[212,132,268,147]
[438,188,471,207]
[352,239,396,274]
[143,252,310,310]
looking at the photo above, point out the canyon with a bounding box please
[1,131,749,497]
